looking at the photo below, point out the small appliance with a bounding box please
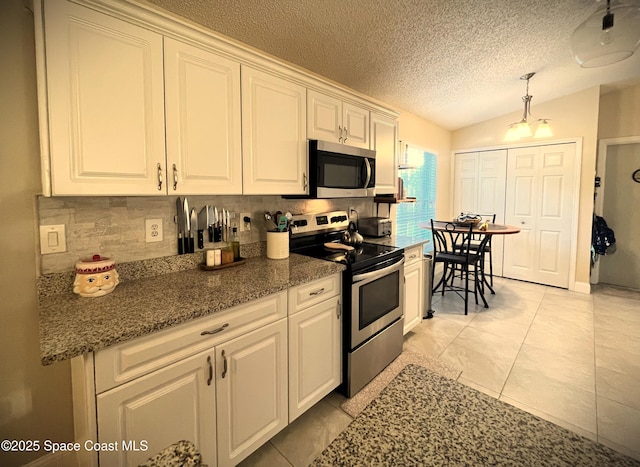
[359,217,392,237]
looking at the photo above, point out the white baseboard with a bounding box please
[572,281,591,294]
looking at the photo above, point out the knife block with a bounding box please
[266,231,289,259]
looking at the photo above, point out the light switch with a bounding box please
[47,231,59,247]
[40,224,66,254]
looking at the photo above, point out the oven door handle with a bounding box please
[353,256,404,284]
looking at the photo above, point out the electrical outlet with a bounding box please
[240,213,251,232]
[349,207,357,219]
[145,218,163,243]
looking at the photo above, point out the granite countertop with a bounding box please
[363,231,432,250]
[39,254,344,365]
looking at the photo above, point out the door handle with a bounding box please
[156,163,163,191]
[172,164,178,190]
[206,355,213,386]
[221,350,228,379]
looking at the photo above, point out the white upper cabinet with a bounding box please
[307,89,370,149]
[370,112,398,195]
[44,1,166,195]
[241,66,307,195]
[38,1,397,196]
[164,38,242,194]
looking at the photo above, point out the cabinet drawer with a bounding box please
[288,274,341,315]
[405,245,423,265]
[95,291,286,393]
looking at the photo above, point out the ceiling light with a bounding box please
[504,73,553,142]
[570,0,640,68]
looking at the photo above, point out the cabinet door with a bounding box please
[307,89,342,143]
[370,112,398,195]
[403,260,424,335]
[164,38,242,194]
[96,349,215,467]
[343,102,370,149]
[288,296,341,422]
[241,66,307,194]
[216,319,288,466]
[44,1,165,195]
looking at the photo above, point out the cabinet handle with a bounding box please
[309,287,325,296]
[336,299,341,319]
[409,254,417,259]
[338,125,343,143]
[201,323,229,336]
[303,173,308,191]
[172,164,178,190]
[343,127,348,143]
[221,350,228,379]
[206,355,213,386]
[156,163,163,191]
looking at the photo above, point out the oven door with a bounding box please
[350,255,404,349]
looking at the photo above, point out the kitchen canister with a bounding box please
[266,231,289,259]
[73,254,119,297]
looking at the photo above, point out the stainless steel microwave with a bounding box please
[306,140,376,198]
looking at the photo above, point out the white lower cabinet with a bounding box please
[87,279,342,466]
[288,295,341,422]
[96,349,216,467]
[403,245,424,335]
[216,318,288,466]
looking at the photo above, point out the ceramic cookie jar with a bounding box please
[73,254,120,297]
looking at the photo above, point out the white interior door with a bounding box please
[503,143,576,288]
[453,150,506,276]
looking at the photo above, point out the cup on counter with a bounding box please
[267,231,289,259]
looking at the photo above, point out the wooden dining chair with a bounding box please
[430,220,486,315]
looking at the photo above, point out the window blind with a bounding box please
[395,147,437,253]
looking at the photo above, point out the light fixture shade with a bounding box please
[534,120,554,138]
[504,126,520,142]
[516,122,532,138]
[570,3,640,68]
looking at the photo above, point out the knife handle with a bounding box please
[214,226,222,243]
[188,236,194,254]
[178,233,184,255]
[197,230,204,250]
[208,226,214,242]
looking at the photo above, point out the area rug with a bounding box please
[315,364,640,466]
[340,349,462,418]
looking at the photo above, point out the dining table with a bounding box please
[421,220,521,305]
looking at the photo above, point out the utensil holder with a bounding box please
[267,231,289,259]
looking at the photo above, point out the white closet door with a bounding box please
[453,150,506,276]
[453,153,479,215]
[503,144,576,288]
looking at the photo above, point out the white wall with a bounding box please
[0,2,74,465]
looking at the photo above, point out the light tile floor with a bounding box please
[241,278,640,466]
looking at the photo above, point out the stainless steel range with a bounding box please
[289,211,404,397]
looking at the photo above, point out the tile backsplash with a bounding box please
[37,195,375,274]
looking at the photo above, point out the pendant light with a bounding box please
[504,72,553,142]
[570,0,640,68]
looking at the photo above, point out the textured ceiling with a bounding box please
[140,0,640,130]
